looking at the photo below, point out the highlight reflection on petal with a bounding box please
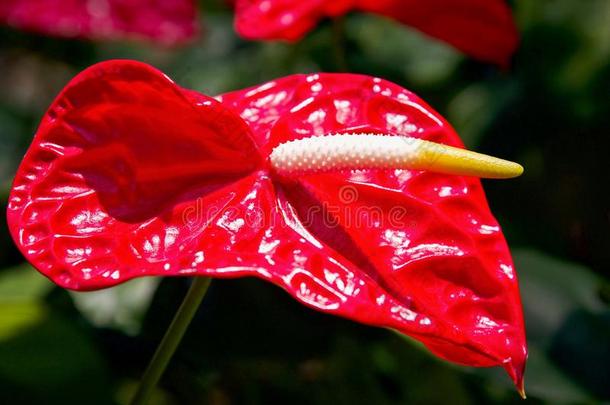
[8,62,526,390]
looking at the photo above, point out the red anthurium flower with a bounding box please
[7,60,526,392]
[235,0,518,65]
[0,0,198,45]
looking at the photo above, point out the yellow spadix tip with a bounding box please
[419,139,524,179]
[270,134,524,179]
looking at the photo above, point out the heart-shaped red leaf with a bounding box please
[8,61,526,389]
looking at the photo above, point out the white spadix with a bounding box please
[270,133,523,179]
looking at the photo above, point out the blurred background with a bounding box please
[1,0,609,404]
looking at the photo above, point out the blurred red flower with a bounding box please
[7,60,526,390]
[235,0,518,65]
[0,0,198,45]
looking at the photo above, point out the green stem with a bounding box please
[332,16,349,72]
[130,277,212,405]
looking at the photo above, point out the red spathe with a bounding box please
[235,0,518,66]
[7,60,527,390]
[0,0,198,45]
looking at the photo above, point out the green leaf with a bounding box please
[0,263,54,301]
[514,248,606,344]
[0,264,54,341]
[70,277,161,335]
[0,301,46,341]
[500,249,608,402]
[0,312,114,404]
[348,15,461,87]
[447,81,519,148]
[0,265,114,404]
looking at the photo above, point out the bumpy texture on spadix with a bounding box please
[235,0,518,65]
[7,60,527,392]
[270,134,523,178]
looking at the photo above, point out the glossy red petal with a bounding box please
[359,0,518,66]
[234,0,517,65]
[8,62,503,373]
[219,73,527,387]
[235,0,354,41]
[8,62,526,388]
[0,0,198,45]
[7,60,263,290]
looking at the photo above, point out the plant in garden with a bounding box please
[0,0,198,45]
[234,0,518,65]
[6,60,527,402]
